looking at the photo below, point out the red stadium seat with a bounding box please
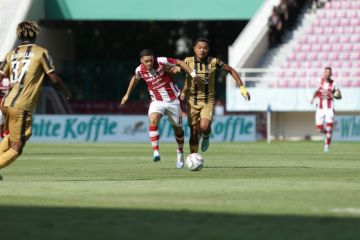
[350,52,360,60]
[321,44,332,51]
[339,52,350,61]
[332,61,342,68]
[296,53,307,61]
[350,18,360,26]
[301,44,311,52]
[336,11,346,18]
[353,43,360,51]
[307,52,318,61]
[340,1,351,9]
[301,62,311,68]
[311,43,321,51]
[347,11,358,19]
[341,61,352,68]
[329,52,339,61]
[351,35,360,43]
[332,43,342,52]
[330,18,341,27]
[351,1,360,9]
[352,61,360,68]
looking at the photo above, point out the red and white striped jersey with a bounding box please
[135,57,179,102]
[315,77,339,110]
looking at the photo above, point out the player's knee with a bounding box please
[316,125,324,132]
[325,123,333,132]
[190,127,199,138]
[173,126,184,136]
[10,142,25,155]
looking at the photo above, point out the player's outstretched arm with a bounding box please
[48,72,71,99]
[121,75,139,107]
[175,59,201,82]
[223,64,250,101]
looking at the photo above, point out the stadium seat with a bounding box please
[351,1,360,9]
[350,52,360,60]
[279,1,360,88]
[353,61,360,68]
[301,62,311,68]
[296,53,307,61]
[329,52,339,61]
[347,11,358,19]
[332,61,342,68]
[341,61,352,68]
[322,44,332,51]
[342,43,352,51]
[336,11,346,18]
[311,43,321,51]
[339,52,350,60]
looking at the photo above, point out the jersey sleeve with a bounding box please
[157,57,177,67]
[40,50,55,74]
[0,55,11,76]
[333,81,339,91]
[215,58,225,70]
[134,67,141,80]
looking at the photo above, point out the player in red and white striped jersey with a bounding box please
[311,67,342,152]
[0,72,10,138]
[121,49,200,167]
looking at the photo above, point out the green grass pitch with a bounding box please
[0,141,359,240]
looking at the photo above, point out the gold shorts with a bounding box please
[1,107,32,143]
[186,100,214,126]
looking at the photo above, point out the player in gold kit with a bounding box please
[179,38,250,153]
[0,21,71,180]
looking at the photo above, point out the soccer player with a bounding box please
[179,37,250,153]
[120,49,200,168]
[0,21,71,180]
[310,67,341,152]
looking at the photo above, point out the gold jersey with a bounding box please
[0,43,55,112]
[184,56,224,105]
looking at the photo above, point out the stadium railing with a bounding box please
[236,68,360,88]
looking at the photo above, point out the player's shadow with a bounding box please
[0,205,359,240]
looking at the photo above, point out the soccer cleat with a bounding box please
[0,174,3,181]
[324,144,329,153]
[201,137,210,152]
[176,149,184,169]
[153,150,161,162]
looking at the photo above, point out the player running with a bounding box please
[178,38,250,153]
[310,67,342,152]
[120,49,200,168]
[0,21,71,180]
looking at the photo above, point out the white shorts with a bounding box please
[148,100,182,127]
[315,108,334,126]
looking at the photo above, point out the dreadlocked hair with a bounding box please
[16,21,40,42]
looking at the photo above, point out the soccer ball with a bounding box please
[185,153,204,171]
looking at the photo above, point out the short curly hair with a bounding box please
[16,21,40,42]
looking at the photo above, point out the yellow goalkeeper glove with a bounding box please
[240,85,250,101]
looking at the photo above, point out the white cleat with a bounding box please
[324,144,329,153]
[176,150,184,169]
[153,150,161,162]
